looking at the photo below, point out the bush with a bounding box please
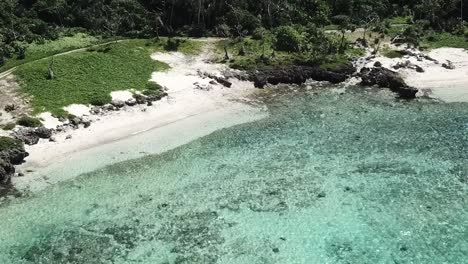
[89,97,108,106]
[145,82,163,91]
[16,45,26,60]
[215,23,232,37]
[273,26,304,52]
[16,116,42,128]
[252,27,269,40]
[0,137,23,152]
[2,123,16,131]
[164,38,182,51]
[143,89,162,97]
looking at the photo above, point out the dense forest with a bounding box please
[0,0,466,65]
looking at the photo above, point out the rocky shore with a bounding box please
[225,54,419,99]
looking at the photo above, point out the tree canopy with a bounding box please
[0,0,466,65]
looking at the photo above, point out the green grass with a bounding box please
[421,32,468,49]
[15,38,202,116]
[323,25,339,31]
[382,48,405,58]
[386,16,412,25]
[0,33,112,72]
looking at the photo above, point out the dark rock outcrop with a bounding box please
[0,159,15,185]
[13,127,53,145]
[0,137,28,186]
[13,128,40,145]
[0,146,28,165]
[111,99,125,108]
[249,65,353,89]
[442,60,455,70]
[360,67,418,99]
[125,98,137,106]
[35,127,53,139]
[393,60,425,73]
[199,71,233,88]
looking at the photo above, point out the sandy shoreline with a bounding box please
[14,42,268,193]
[10,41,468,193]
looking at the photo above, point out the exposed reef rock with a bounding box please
[248,65,354,89]
[360,67,418,99]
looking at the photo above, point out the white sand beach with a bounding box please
[14,42,268,192]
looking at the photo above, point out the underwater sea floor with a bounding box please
[0,85,467,263]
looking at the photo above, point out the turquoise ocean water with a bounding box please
[0,85,467,263]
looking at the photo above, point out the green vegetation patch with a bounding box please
[0,33,107,72]
[2,123,16,131]
[0,137,23,152]
[218,36,363,71]
[15,39,200,116]
[16,116,42,127]
[421,32,468,49]
[382,48,405,58]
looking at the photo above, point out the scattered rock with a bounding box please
[4,104,16,112]
[442,60,455,70]
[111,99,125,108]
[194,82,213,91]
[70,117,82,127]
[147,101,153,107]
[35,127,53,139]
[133,94,147,104]
[374,61,382,67]
[415,65,425,73]
[49,137,56,142]
[91,106,102,114]
[102,104,116,112]
[199,71,233,88]
[65,135,72,140]
[392,60,424,73]
[317,191,327,198]
[125,98,137,106]
[82,120,91,128]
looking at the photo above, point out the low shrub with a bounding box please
[0,136,23,152]
[2,123,16,131]
[16,116,42,128]
[89,94,111,106]
[145,82,163,91]
[164,38,183,51]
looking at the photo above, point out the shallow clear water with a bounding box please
[0,86,467,263]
